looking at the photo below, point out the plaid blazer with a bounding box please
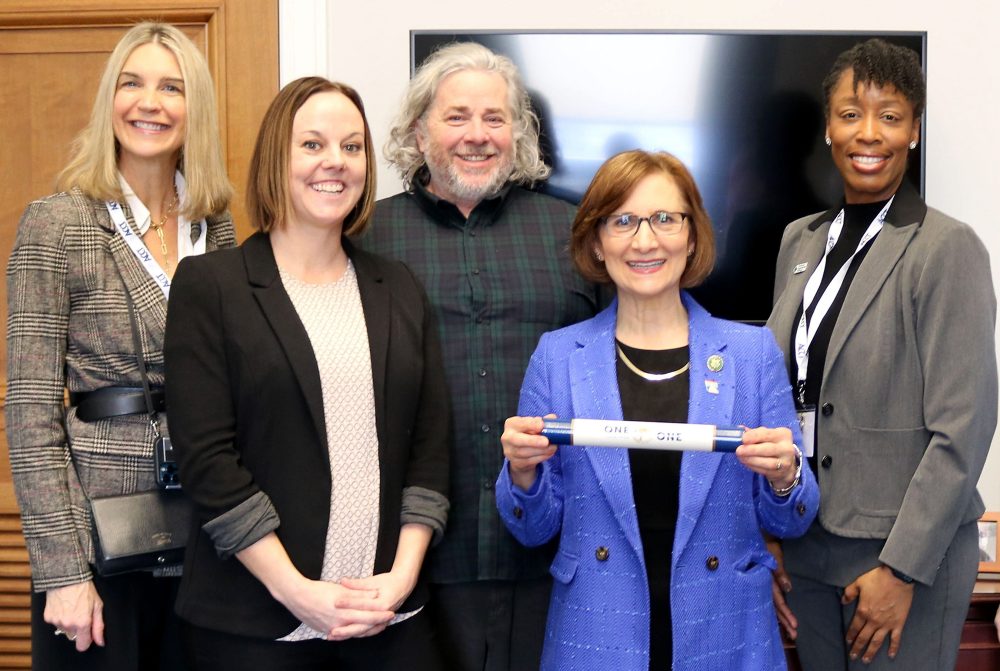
[5,187,236,591]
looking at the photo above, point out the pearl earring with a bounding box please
[909,141,917,150]
[594,249,604,262]
[825,137,832,146]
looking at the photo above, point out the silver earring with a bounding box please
[825,136,832,146]
[594,249,604,262]
[909,141,917,150]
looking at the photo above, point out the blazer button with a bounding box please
[595,546,610,562]
[821,454,833,468]
[821,403,834,416]
[513,506,523,519]
[706,555,719,571]
[796,502,807,516]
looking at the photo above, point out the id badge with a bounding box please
[795,405,816,458]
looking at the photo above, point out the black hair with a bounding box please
[822,38,926,118]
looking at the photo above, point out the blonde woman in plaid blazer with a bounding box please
[5,22,234,671]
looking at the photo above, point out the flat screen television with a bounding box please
[412,31,926,322]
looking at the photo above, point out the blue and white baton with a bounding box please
[541,419,743,453]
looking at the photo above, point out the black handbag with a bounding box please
[90,489,191,576]
[84,276,193,576]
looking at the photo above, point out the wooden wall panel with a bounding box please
[0,2,276,666]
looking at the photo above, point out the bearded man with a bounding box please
[360,42,602,671]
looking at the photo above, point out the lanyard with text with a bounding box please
[106,201,171,299]
[793,197,893,404]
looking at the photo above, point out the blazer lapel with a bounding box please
[672,295,733,559]
[824,186,924,380]
[94,196,170,352]
[346,242,390,455]
[568,306,645,559]
[769,209,837,376]
[243,233,328,454]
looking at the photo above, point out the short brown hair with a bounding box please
[570,150,715,288]
[246,77,376,235]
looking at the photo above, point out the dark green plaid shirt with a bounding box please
[358,180,601,583]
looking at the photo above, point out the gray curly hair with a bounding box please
[384,42,551,189]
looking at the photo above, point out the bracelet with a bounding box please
[768,443,803,497]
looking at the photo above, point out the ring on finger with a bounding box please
[774,458,784,471]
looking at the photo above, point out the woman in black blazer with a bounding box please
[164,78,449,670]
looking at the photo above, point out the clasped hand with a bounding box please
[287,570,415,641]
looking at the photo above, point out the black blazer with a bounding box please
[164,233,450,637]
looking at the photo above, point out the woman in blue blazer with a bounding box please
[496,151,818,671]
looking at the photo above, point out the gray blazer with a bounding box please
[5,187,235,591]
[767,182,997,584]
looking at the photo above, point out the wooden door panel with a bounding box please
[0,3,276,666]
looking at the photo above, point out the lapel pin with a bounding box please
[707,354,724,372]
[793,262,808,275]
[705,380,719,395]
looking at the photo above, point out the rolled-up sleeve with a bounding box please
[202,491,280,559]
[398,264,451,522]
[401,486,449,545]
[165,255,270,557]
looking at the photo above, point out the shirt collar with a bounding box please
[117,170,205,252]
[410,167,513,228]
[118,170,191,235]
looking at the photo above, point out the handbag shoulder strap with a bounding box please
[119,278,158,425]
[64,266,161,490]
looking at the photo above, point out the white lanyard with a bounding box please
[118,171,207,258]
[793,198,893,400]
[106,200,171,299]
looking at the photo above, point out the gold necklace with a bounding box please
[616,344,690,382]
[149,193,177,272]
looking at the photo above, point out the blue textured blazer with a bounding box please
[496,293,818,671]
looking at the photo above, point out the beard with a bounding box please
[423,144,515,204]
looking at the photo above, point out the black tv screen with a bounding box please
[412,31,926,322]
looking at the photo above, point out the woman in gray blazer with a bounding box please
[767,38,996,670]
[5,22,234,671]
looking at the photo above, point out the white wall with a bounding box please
[279,0,1000,510]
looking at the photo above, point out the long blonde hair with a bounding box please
[56,22,231,218]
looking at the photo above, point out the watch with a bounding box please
[889,567,915,584]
